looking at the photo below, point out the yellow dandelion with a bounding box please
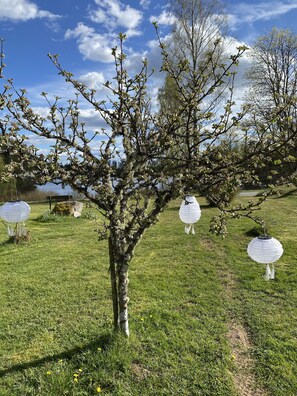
[73,373,79,378]
[97,347,102,352]
[140,317,144,321]
[231,354,236,360]
[46,371,52,375]
[78,368,83,372]
[74,377,78,383]
[96,386,102,393]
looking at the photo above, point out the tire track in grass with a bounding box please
[219,261,268,396]
[201,237,268,396]
[227,321,267,396]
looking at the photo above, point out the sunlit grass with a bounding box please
[0,192,296,395]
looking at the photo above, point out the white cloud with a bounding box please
[0,0,60,21]
[31,106,50,118]
[65,23,116,63]
[125,28,143,38]
[89,0,143,31]
[26,133,55,147]
[229,0,297,28]
[88,8,106,24]
[65,23,93,39]
[140,0,151,9]
[24,79,78,108]
[65,1,145,65]
[149,10,176,26]
[223,36,250,58]
[79,71,105,90]
[29,104,107,138]
[219,36,252,108]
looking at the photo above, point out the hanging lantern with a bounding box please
[247,236,283,281]
[179,195,201,234]
[0,201,31,238]
[0,201,31,223]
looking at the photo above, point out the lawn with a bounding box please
[0,191,296,395]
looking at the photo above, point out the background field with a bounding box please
[0,191,296,395]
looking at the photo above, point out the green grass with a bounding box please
[0,193,296,395]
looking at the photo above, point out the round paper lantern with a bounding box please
[0,201,31,223]
[247,236,283,264]
[179,195,201,234]
[247,236,283,280]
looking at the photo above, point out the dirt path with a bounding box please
[228,321,267,396]
[204,237,268,396]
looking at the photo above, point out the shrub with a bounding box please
[205,184,239,207]
[35,210,62,223]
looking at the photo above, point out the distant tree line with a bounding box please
[0,151,36,201]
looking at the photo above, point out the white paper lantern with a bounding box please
[247,236,283,280]
[0,201,31,223]
[247,236,283,264]
[179,195,201,234]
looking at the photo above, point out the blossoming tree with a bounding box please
[0,26,294,336]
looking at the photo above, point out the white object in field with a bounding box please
[6,222,27,238]
[247,236,283,280]
[0,201,31,223]
[263,264,272,281]
[7,225,15,237]
[179,195,201,234]
[270,264,275,280]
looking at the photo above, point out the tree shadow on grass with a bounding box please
[0,238,18,246]
[0,332,113,378]
[245,226,262,237]
[275,188,297,199]
[0,240,10,246]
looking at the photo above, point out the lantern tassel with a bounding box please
[7,225,15,237]
[263,264,271,281]
[19,222,27,236]
[270,264,275,280]
[185,224,195,235]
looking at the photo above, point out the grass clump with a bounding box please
[35,210,63,223]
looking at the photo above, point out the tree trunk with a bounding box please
[108,236,130,336]
[108,237,119,332]
[118,262,130,337]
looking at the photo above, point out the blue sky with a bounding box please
[1,0,297,98]
[1,0,297,192]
